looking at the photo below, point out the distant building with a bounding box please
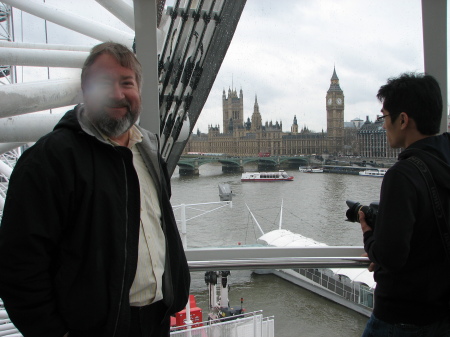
[357,116,400,158]
[326,67,345,154]
[282,126,327,156]
[185,91,285,156]
[347,118,364,128]
[342,118,364,156]
[282,67,347,156]
[185,68,393,158]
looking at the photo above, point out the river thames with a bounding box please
[170,163,384,337]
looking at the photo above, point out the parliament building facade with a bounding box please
[184,68,398,158]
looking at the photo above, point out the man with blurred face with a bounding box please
[82,52,141,141]
[359,73,450,337]
[0,42,190,337]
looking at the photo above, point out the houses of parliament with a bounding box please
[184,68,398,158]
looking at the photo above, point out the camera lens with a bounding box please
[345,200,361,222]
[345,200,379,227]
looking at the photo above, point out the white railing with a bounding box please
[171,311,274,337]
[0,300,21,337]
[172,201,232,249]
[185,246,370,271]
[0,306,275,337]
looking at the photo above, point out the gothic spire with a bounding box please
[328,66,342,93]
[331,66,339,81]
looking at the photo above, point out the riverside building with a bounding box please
[185,68,397,158]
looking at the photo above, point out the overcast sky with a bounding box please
[8,0,441,133]
[197,0,425,133]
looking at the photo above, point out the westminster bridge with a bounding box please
[177,155,312,175]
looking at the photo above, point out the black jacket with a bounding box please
[364,132,450,325]
[0,106,190,337]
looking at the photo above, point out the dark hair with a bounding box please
[81,42,142,90]
[376,72,442,135]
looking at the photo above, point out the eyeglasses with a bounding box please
[376,114,396,122]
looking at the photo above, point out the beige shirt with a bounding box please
[104,126,166,306]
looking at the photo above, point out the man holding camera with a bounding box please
[360,73,450,336]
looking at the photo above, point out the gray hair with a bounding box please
[81,42,143,90]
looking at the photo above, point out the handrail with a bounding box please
[185,246,370,271]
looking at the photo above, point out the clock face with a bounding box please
[337,98,343,105]
[327,98,332,105]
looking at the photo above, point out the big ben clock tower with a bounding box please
[326,67,344,155]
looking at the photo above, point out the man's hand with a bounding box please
[359,211,376,271]
[359,210,373,234]
[361,252,376,272]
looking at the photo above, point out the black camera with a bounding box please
[345,200,379,228]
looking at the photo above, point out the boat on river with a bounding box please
[359,169,387,177]
[241,170,294,182]
[299,167,323,173]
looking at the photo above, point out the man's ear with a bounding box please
[399,112,409,129]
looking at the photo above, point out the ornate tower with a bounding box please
[326,67,345,154]
[251,95,262,131]
[222,87,244,133]
[291,115,298,134]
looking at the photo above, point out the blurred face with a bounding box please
[82,53,141,138]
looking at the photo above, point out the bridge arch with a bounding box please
[177,156,311,175]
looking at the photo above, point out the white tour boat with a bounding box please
[299,167,323,173]
[358,169,387,177]
[241,170,294,182]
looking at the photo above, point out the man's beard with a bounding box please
[89,99,140,138]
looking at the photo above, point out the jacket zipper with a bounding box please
[112,156,128,337]
[158,157,173,319]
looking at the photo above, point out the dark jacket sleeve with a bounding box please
[0,144,68,337]
[363,165,418,271]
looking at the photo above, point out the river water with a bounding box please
[170,163,383,337]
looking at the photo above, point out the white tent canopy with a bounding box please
[259,229,376,289]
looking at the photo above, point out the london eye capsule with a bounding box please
[0,4,8,23]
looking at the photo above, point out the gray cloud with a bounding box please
[197,0,425,133]
[7,0,435,133]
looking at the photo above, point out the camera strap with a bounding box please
[407,156,450,260]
